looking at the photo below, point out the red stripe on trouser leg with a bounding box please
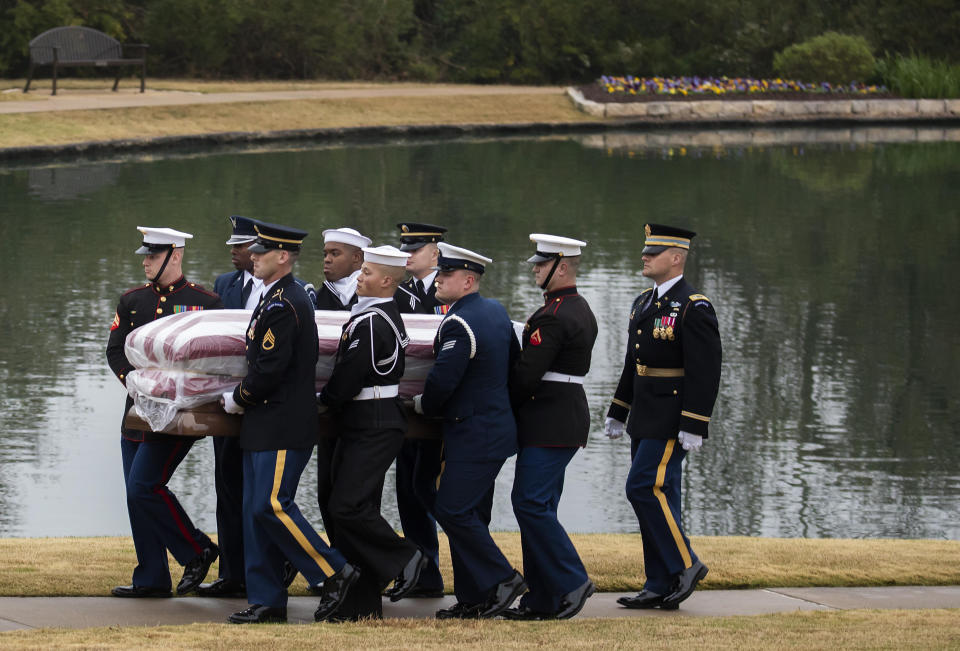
[154,441,204,556]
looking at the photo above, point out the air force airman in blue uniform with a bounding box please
[413,243,526,620]
[222,221,358,624]
[390,222,449,599]
[605,224,722,611]
[506,234,598,620]
[106,227,222,599]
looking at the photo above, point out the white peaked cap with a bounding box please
[322,227,372,249]
[436,242,493,274]
[137,226,193,248]
[529,233,586,256]
[363,245,411,267]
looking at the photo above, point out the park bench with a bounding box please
[23,26,148,95]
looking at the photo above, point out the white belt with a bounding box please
[541,372,585,384]
[353,385,400,400]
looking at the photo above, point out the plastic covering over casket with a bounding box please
[124,309,444,432]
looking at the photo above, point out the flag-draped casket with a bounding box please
[122,309,446,438]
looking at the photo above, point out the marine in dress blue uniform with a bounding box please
[317,245,427,620]
[222,222,357,625]
[203,216,314,597]
[413,243,526,620]
[505,234,599,620]
[390,222,448,598]
[106,227,222,599]
[605,224,722,610]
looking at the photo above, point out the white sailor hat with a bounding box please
[135,226,193,254]
[527,233,586,263]
[322,227,372,249]
[435,242,492,274]
[363,244,411,267]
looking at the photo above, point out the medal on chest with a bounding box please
[247,317,258,341]
[653,316,677,341]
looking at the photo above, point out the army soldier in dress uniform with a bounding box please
[387,221,448,600]
[412,243,526,620]
[221,221,358,624]
[106,227,222,599]
[203,215,310,597]
[314,227,372,311]
[317,245,428,620]
[605,223,722,611]
[505,234,598,620]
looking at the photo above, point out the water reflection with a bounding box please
[1,127,958,540]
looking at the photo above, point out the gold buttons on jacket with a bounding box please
[635,344,640,349]
[156,308,163,314]
[673,390,678,395]
[637,329,642,335]
[160,297,167,302]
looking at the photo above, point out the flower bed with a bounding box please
[584,76,893,103]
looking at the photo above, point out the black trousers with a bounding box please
[328,425,418,618]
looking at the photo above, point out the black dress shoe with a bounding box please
[616,589,678,609]
[501,606,553,621]
[110,584,172,598]
[227,604,287,624]
[435,601,482,619]
[197,577,246,598]
[478,570,527,619]
[177,543,219,595]
[386,549,428,602]
[314,563,360,622]
[282,561,298,588]
[403,584,445,598]
[555,579,596,619]
[661,560,709,608]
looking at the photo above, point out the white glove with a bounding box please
[413,394,424,415]
[604,417,625,439]
[222,391,244,415]
[678,430,702,452]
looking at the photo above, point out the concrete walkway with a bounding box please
[0,85,564,115]
[0,587,957,630]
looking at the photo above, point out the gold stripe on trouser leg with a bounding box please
[652,440,693,569]
[270,450,335,577]
[435,442,446,491]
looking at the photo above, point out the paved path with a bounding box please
[0,85,564,115]
[0,587,957,630]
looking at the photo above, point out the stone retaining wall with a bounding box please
[567,87,960,122]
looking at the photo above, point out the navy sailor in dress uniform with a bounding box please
[505,234,599,620]
[315,227,371,311]
[106,227,222,599]
[389,221,448,599]
[317,245,428,620]
[314,226,372,542]
[412,243,526,620]
[204,215,315,597]
[605,223,722,610]
[220,221,358,624]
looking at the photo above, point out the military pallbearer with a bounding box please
[106,227,222,599]
[506,234,598,620]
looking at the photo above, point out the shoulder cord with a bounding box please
[439,314,477,359]
[347,306,410,377]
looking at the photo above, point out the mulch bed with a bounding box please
[577,83,899,104]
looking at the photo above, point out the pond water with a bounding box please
[1,125,958,540]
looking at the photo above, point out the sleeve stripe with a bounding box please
[612,398,631,409]
[681,410,711,422]
[440,314,476,359]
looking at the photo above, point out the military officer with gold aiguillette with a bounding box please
[604,223,721,611]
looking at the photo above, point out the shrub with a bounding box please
[773,32,875,84]
[876,54,960,98]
